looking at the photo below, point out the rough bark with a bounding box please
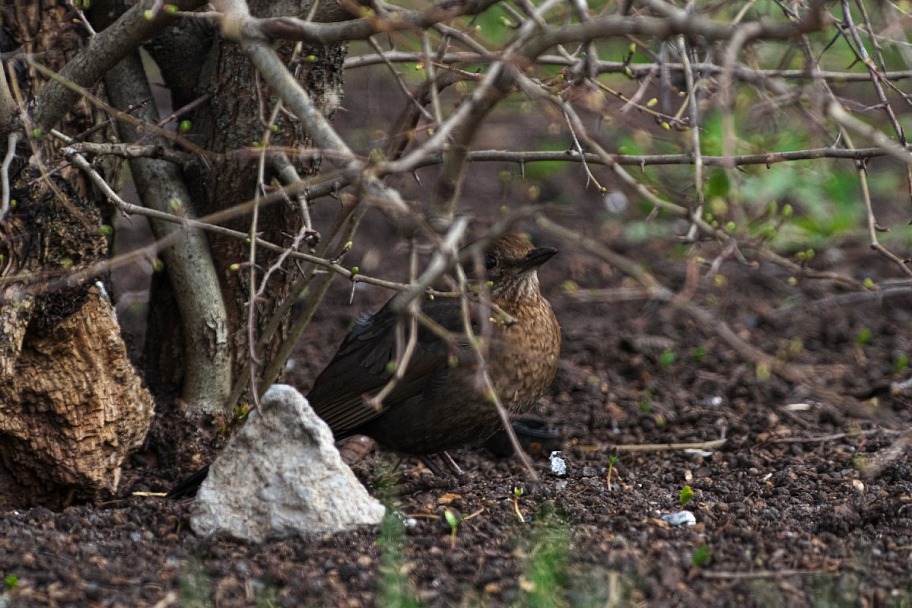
[144,0,348,408]
[0,1,154,508]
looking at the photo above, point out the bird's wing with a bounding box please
[307,300,470,435]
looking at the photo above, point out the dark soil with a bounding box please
[3,229,912,607]
[4,69,912,608]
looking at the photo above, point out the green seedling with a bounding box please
[513,486,525,523]
[606,455,619,490]
[444,508,460,548]
[443,507,483,548]
[377,494,420,608]
[659,349,676,369]
[679,485,694,508]
[855,328,872,346]
[4,574,18,590]
[692,544,712,567]
[894,354,909,375]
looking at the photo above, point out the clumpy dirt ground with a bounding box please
[2,226,912,606]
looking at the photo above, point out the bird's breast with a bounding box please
[487,299,561,412]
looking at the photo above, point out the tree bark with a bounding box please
[144,0,348,408]
[0,2,154,508]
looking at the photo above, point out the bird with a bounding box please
[308,233,561,455]
[167,234,559,496]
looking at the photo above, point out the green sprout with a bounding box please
[679,485,694,508]
[444,508,460,548]
[606,455,619,490]
[894,354,909,375]
[855,328,872,346]
[4,574,18,590]
[659,349,676,369]
[692,544,712,567]
[513,486,525,523]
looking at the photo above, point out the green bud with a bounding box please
[444,508,459,528]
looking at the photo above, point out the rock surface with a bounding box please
[190,385,385,542]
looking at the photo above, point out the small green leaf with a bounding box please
[679,485,694,507]
[444,508,459,530]
[692,544,712,567]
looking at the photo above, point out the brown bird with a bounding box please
[308,233,561,455]
[167,234,559,496]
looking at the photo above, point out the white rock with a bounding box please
[190,385,385,542]
[549,451,567,477]
[661,510,696,527]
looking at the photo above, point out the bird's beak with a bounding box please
[518,246,558,273]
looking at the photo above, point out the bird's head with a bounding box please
[479,234,558,303]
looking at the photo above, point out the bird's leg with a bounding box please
[418,452,465,478]
[441,451,465,477]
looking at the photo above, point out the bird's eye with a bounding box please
[484,254,497,270]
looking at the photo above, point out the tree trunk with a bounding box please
[0,0,154,509]
[144,0,347,407]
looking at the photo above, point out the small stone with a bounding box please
[190,385,385,541]
[660,510,696,527]
[548,451,567,477]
